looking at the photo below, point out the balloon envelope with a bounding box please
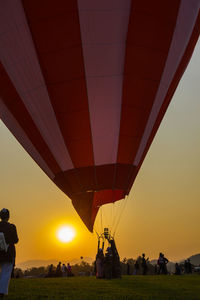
[0,0,200,231]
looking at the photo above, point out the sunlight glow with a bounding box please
[57,226,76,243]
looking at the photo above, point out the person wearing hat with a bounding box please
[0,208,19,297]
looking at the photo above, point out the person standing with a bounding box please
[141,253,148,275]
[67,263,73,277]
[158,253,168,274]
[134,259,140,275]
[104,247,113,279]
[157,253,164,274]
[0,208,19,297]
[55,262,62,277]
[162,253,169,275]
[61,263,67,277]
[95,249,104,278]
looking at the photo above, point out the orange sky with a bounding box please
[0,41,200,265]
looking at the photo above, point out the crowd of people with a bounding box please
[133,252,169,275]
[174,259,193,275]
[46,262,74,278]
[132,253,196,276]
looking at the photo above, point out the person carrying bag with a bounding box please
[0,209,19,297]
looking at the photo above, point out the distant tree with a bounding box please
[24,266,46,277]
[72,261,94,276]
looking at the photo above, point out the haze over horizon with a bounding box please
[1,40,200,265]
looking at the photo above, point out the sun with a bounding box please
[56,226,76,243]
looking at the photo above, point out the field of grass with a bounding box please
[7,275,200,300]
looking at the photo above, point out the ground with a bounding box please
[7,275,200,299]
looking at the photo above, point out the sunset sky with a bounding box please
[1,39,200,266]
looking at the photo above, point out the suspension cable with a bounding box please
[113,194,130,237]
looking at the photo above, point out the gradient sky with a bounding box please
[0,40,199,266]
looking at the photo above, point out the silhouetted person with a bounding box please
[0,208,19,297]
[109,239,121,278]
[104,247,113,279]
[158,253,168,274]
[157,253,163,274]
[61,263,67,277]
[55,262,62,277]
[141,253,148,275]
[134,260,139,275]
[184,259,192,274]
[47,264,54,277]
[67,263,73,277]
[175,263,181,275]
[162,253,169,274]
[96,249,104,278]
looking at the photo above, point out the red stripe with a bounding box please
[127,9,200,193]
[22,0,94,168]
[0,63,61,174]
[117,0,181,164]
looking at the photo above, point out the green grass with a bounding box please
[7,275,200,300]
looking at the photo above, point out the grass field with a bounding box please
[7,275,200,300]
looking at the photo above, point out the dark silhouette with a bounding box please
[187,259,192,274]
[184,259,193,274]
[67,263,73,277]
[109,239,121,278]
[96,229,121,279]
[0,208,19,297]
[134,259,140,275]
[104,247,113,279]
[55,262,62,277]
[61,263,67,277]
[141,253,148,275]
[95,249,104,278]
[175,263,181,275]
[46,264,54,277]
[157,253,169,274]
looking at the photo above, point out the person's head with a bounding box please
[142,253,145,257]
[0,208,10,221]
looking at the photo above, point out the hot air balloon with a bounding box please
[0,0,200,234]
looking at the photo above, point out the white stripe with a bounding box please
[0,98,55,179]
[78,0,131,165]
[0,0,73,171]
[134,0,200,165]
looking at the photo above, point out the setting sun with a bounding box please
[56,226,76,243]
